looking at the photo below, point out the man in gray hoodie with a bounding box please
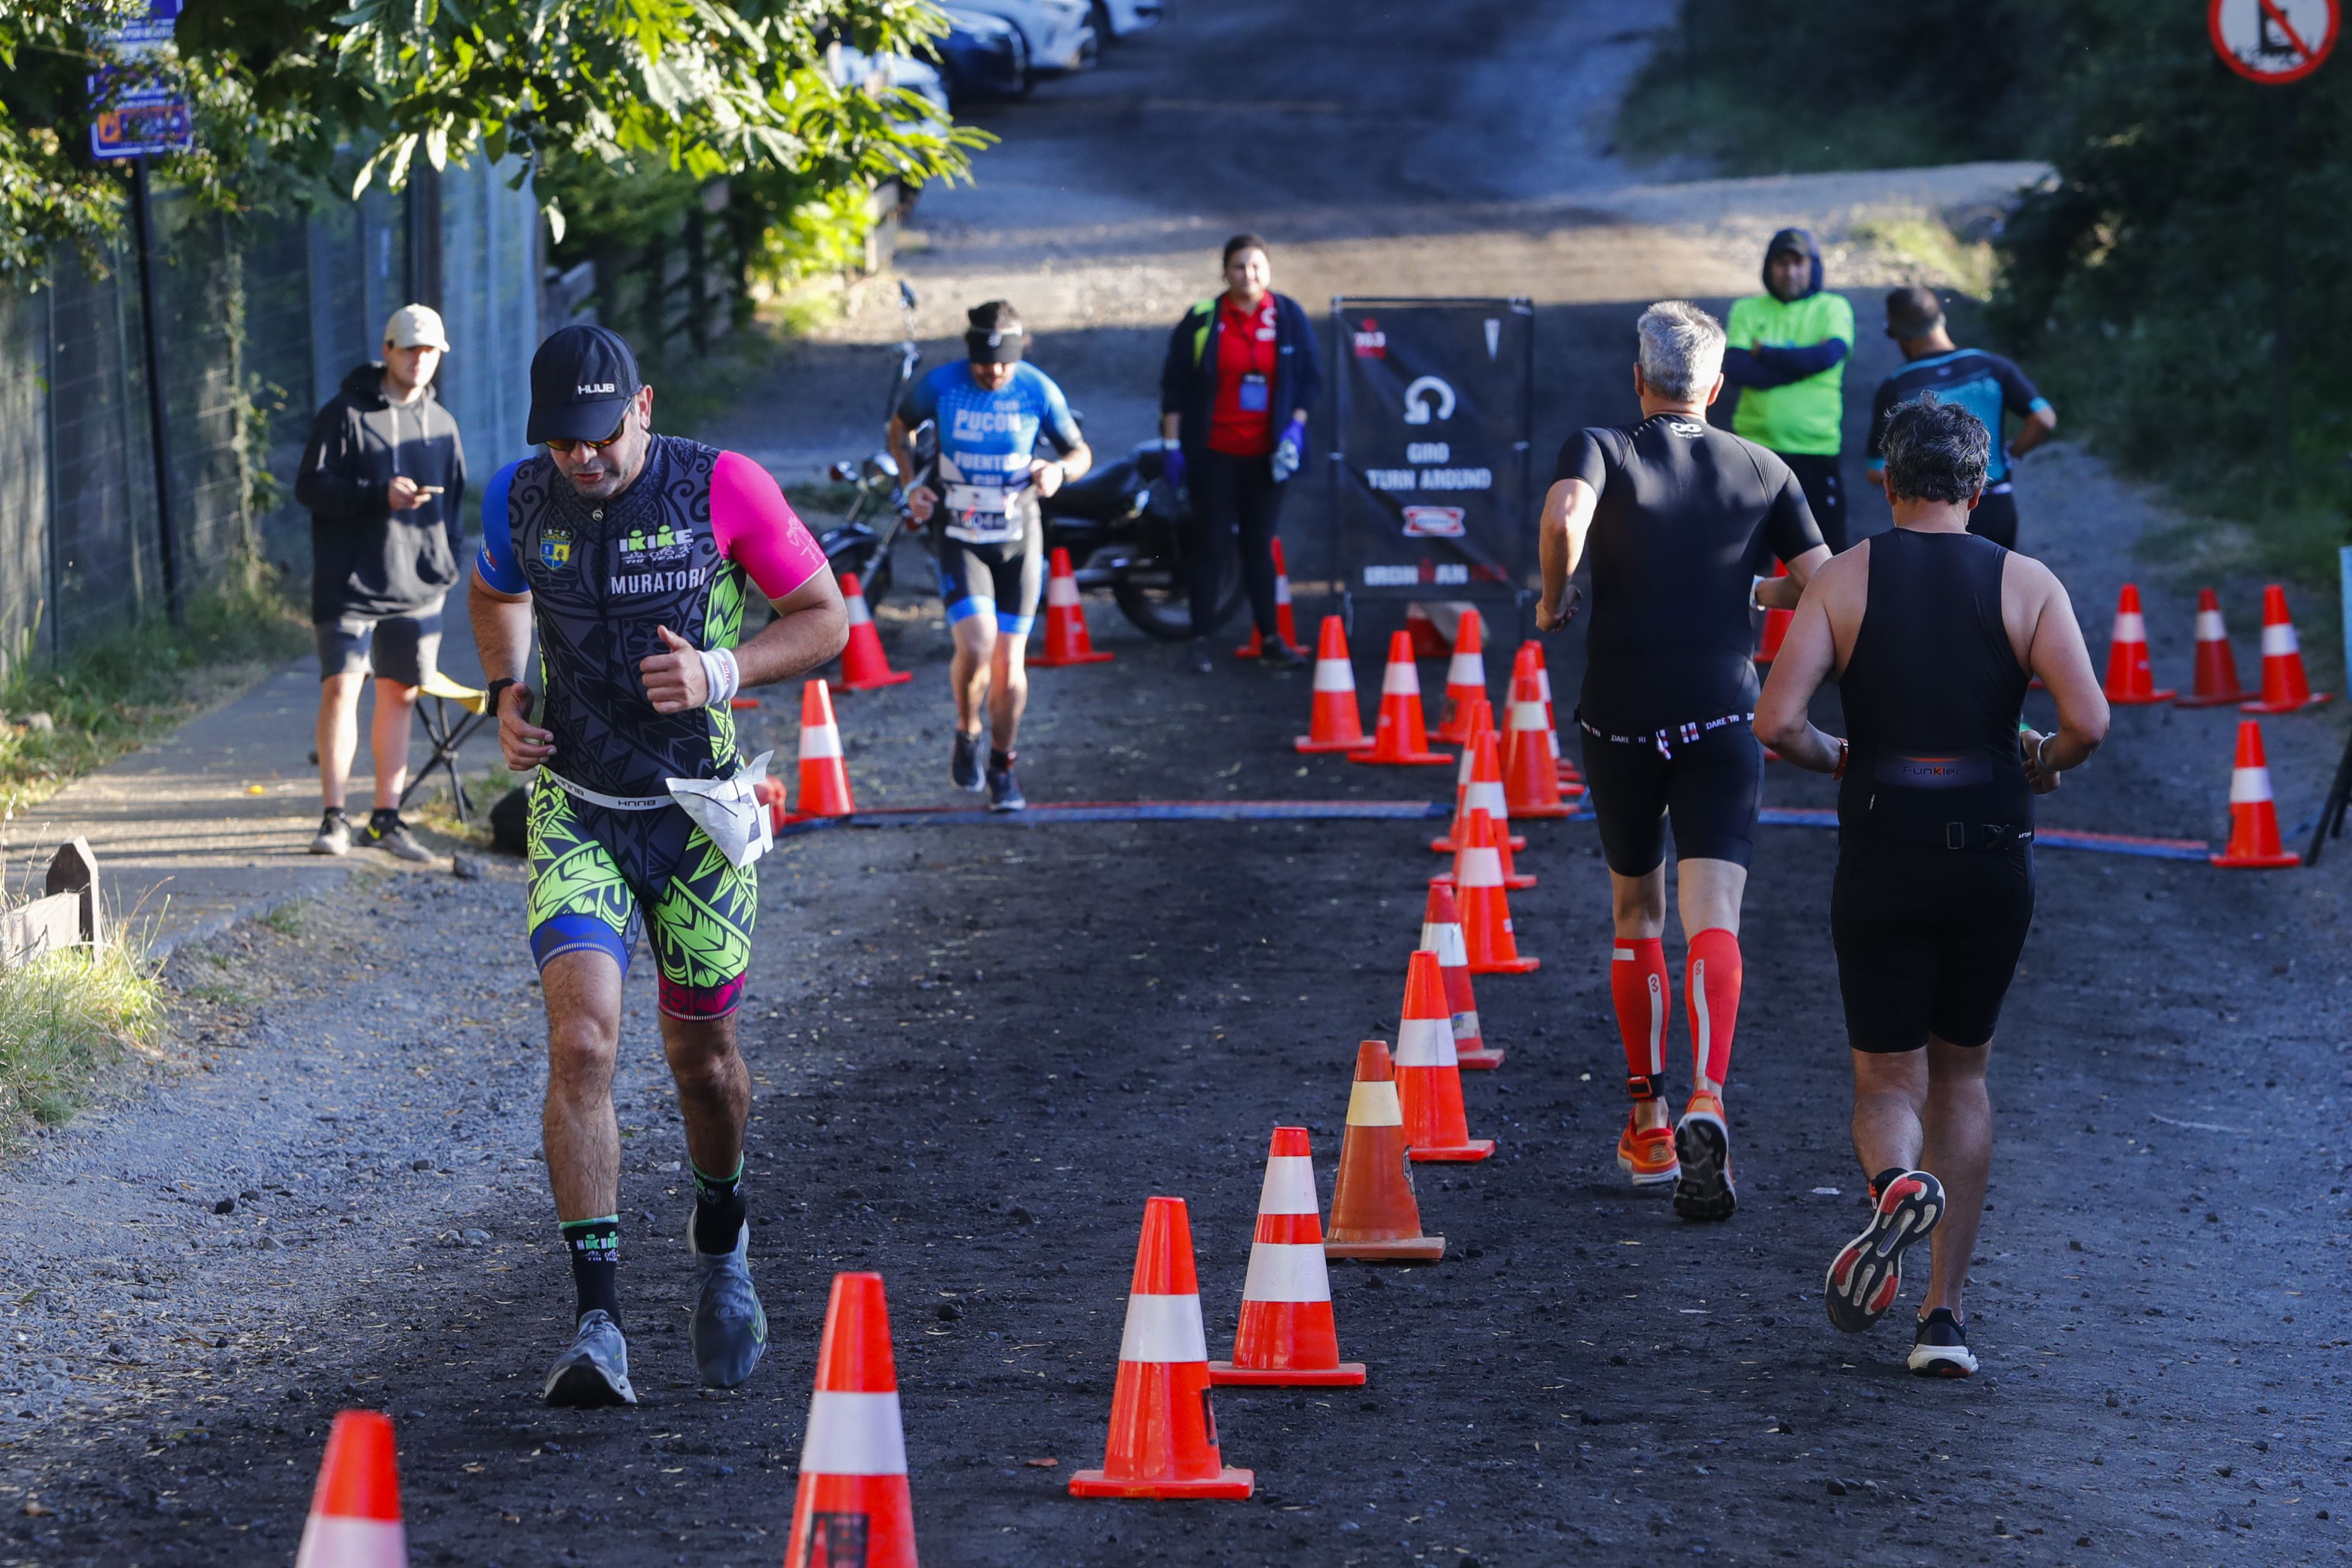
[294,304,469,860]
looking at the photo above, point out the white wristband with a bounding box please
[698,646,740,709]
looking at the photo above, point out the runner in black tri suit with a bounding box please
[1757,394,2107,1379]
[1536,301,1832,1221]
[469,325,849,1408]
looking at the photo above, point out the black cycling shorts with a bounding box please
[1966,487,2019,552]
[934,516,1043,637]
[1577,719,1764,876]
[1832,841,2034,1053]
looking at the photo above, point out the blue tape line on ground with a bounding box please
[776,799,1450,838]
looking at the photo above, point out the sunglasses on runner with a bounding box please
[543,418,629,455]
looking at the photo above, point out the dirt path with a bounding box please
[3,3,2350,1565]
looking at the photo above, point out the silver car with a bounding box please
[956,0,1098,75]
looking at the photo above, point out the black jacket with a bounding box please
[294,363,469,620]
[1159,291,1322,474]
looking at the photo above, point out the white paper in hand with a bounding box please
[665,750,776,869]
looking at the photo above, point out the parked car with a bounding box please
[956,0,1097,76]
[833,43,952,125]
[1091,0,1162,40]
[934,8,1032,101]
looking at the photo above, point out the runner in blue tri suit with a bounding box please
[1865,285,2057,551]
[887,299,1090,812]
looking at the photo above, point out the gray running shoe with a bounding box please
[986,763,1026,813]
[1182,638,1214,675]
[950,730,984,793]
[541,1309,638,1407]
[310,810,351,857]
[364,812,434,863]
[686,1217,767,1388]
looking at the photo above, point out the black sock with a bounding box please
[368,806,400,831]
[560,1216,622,1326]
[1868,1166,1908,1203]
[691,1158,746,1253]
[988,748,1014,773]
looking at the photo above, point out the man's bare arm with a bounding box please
[1535,477,1597,632]
[469,568,556,770]
[1755,542,1834,609]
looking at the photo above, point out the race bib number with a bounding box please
[943,480,1019,543]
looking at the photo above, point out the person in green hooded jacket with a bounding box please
[1723,229,1854,552]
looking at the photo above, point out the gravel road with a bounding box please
[3,3,2349,1566]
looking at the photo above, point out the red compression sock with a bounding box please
[1686,927,1744,1089]
[1611,938,1670,1086]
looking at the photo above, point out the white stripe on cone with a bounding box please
[1117,1293,1209,1364]
[1446,653,1482,686]
[2263,622,2299,656]
[1345,1080,1404,1127]
[2112,612,2147,644]
[1274,575,1293,607]
[2195,609,2227,641]
[1381,662,1422,697]
[1239,1242,1333,1305]
[1465,780,1507,818]
[2230,767,2275,805]
[1458,846,1503,887]
[1047,574,1081,608]
[1395,1016,1457,1068]
[845,593,873,625]
[294,1517,407,1568]
[1509,700,1545,731]
[798,1389,910,1476]
[800,724,843,760]
[1313,660,1356,694]
[1419,920,1469,967]
[1257,1154,1318,1216]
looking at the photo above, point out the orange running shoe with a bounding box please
[1616,1110,1680,1187]
[1673,1091,1735,1220]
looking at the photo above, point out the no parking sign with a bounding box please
[2209,0,2338,82]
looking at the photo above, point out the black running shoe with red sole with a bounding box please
[1823,1169,1945,1334]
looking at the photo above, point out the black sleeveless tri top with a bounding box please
[1837,528,2033,846]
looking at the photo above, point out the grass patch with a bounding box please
[0,939,167,1135]
[1849,207,1996,298]
[0,568,308,815]
[412,764,518,849]
[259,902,306,939]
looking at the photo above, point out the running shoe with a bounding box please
[1906,1307,1978,1379]
[1261,637,1305,668]
[950,730,984,793]
[1616,1111,1680,1187]
[1183,638,1214,675]
[1823,1169,1945,1334]
[310,810,351,857]
[686,1216,767,1388]
[1672,1091,1737,1221]
[541,1309,638,1407]
[363,811,434,863]
[986,763,1026,812]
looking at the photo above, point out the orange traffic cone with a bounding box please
[1404,603,1449,660]
[784,1272,918,1568]
[1419,882,1500,1070]
[1235,539,1304,658]
[1351,632,1452,766]
[1324,1042,1446,1262]
[1032,547,1115,667]
[2101,584,2175,705]
[1502,659,1572,818]
[1455,812,1538,974]
[2242,584,2333,713]
[792,680,856,819]
[2177,588,2249,707]
[2211,720,2301,868]
[1294,615,1376,754]
[1070,1197,1253,1498]
[294,1411,405,1568]
[831,573,914,693]
[1756,560,1792,663]
[1433,732,1533,890]
[1526,643,1585,795]
[1431,702,1522,854]
[1435,608,1488,743]
[1394,950,1494,1163]
[1207,1127,1365,1387]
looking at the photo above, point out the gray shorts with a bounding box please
[316,605,443,687]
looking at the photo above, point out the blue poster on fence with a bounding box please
[87,0,193,160]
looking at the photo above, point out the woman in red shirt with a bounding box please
[1158,234,1323,674]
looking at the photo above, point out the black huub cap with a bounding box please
[528,324,643,444]
[964,300,1026,364]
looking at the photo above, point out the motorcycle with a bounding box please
[819,282,1241,641]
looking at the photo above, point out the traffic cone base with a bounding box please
[1324,1234,1447,1262]
[1295,615,1377,753]
[1206,1358,1366,1386]
[2242,693,2334,714]
[1068,1463,1254,1499]
[1033,547,1115,667]
[829,573,914,692]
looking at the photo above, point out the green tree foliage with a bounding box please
[0,0,978,275]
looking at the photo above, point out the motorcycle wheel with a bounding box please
[1112,556,1242,643]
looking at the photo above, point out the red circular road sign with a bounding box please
[2210,0,2339,82]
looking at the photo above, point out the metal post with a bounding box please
[129,159,182,626]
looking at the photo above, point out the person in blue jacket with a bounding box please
[1158,234,1323,674]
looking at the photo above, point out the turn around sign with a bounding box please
[2209,0,2338,82]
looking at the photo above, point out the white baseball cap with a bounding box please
[383,303,451,352]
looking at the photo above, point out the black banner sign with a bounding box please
[1329,298,1534,601]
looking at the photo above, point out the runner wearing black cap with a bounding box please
[1756,394,2106,1377]
[469,323,848,1407]
[888,299,1091,810]
[1865,284,2057,551]
[1536,301,1831,1220]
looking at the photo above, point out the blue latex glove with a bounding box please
[1271,418,1307,483]
[1160,439,1187,492]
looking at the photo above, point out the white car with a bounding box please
[832,43,952,125]
[1092,0,1162,39]
[956,0,1098,75]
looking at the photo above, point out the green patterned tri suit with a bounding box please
[476,439,827,1017]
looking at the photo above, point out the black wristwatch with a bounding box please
[484,677,518,717]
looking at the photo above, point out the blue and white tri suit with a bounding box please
[898,361,1082,636]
